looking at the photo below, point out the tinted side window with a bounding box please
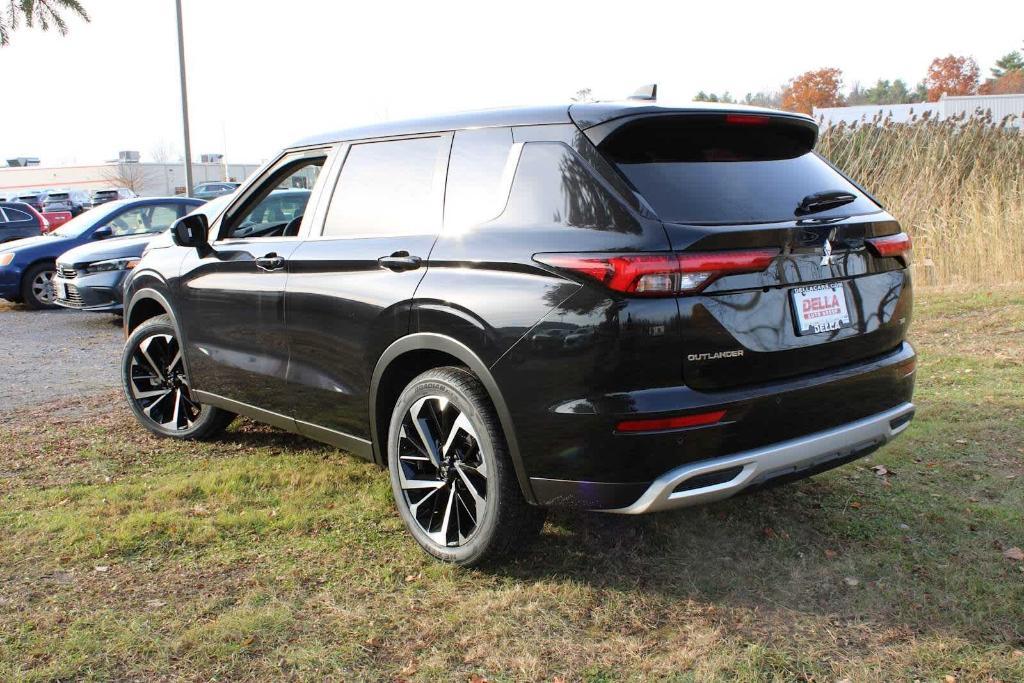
[444,127,514,232]
[322,136,448,238]
[5,207,33,222]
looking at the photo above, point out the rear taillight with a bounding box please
[866,233,912,261]
[535,249,778,296]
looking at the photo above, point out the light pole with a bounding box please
[174,0,194,197]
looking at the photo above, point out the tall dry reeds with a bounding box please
[816,110,1024,287]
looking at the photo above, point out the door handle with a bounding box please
[378,251,422,272]
[255,253,286,271]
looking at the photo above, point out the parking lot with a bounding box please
[0,302,122,415]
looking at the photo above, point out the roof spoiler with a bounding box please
[627,84,657,101]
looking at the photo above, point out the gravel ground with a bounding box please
[0,303,124,415]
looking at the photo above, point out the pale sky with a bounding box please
[3,0,1021,165]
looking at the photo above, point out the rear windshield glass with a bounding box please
[600,116,879,225]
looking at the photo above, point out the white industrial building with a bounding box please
[814,93,1024,129]
[0,160,262,198]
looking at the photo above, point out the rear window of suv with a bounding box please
[599,115,879,225]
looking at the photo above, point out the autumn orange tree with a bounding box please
[924,55,980,101]
[781,68,844,114]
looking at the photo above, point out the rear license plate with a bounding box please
[791,283,850,335]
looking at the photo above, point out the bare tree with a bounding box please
[149,140,180,165]
[571,88,595,103]
[102,163,146,195]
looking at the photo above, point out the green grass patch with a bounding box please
[1,286,1023,681]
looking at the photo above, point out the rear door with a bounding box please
[176,148,334,420]
[592,113,913,389]
[284,133,451,449]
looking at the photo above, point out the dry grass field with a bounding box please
[818,114,1024,288]
[0,285,1022,681]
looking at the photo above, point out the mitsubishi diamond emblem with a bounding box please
[820,229,837,267]
[820,239,833,266]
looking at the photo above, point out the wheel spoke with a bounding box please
[429,484,457,546]
[409,398,443,469]
[454,463,486,512]
[138,338,167,384]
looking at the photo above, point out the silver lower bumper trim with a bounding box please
[607,402,915,514]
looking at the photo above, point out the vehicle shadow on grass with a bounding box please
[489,479,1021,648]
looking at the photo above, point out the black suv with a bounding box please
[120,101,916,565]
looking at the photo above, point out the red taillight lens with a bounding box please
[724,113,771,126]
[866,233,912,260]
[616,410,726,433]
[536,249,778,296]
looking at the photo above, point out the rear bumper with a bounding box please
[606,402,914,513]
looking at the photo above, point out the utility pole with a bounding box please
[175,0,194,197]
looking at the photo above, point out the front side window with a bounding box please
[220,154,325,239]
[322,136,448,238]
[106,204,182,236]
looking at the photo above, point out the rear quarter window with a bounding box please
[600,115,879,225]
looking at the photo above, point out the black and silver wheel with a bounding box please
[20,262,58,310]
[121,314,234,439]
[388,367,545,565]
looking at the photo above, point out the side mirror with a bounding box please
[93,226,112,240]
[171,213,210,250]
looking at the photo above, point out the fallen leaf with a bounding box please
[1003,547,1024,561]
[93,566,109,573]
[762,527,775,539]
[145,599,166,608]
[399,661,418,676]
[944,676,956,683]
[843,577,860,587]
[825,549,837,559]
[1011,649,1023,659]
[469,675,489,683]
[850,501,862,510]
[872,464,892,476]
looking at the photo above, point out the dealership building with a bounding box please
[0,155,261,198]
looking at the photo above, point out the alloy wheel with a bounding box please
[31,269,56,304]
[396,396,489,547]
[127,333,201,431]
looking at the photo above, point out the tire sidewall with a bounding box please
[387,371,504,564]
[121,315,219,439]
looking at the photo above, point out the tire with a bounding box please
[20,262,58,310]
[387,367,545,566]
[121,314,235,440]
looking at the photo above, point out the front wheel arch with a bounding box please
[370,333,537,505]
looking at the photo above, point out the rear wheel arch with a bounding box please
[369,333,537,505]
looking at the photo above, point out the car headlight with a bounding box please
[83,257,140,274]
[0,253,13,267]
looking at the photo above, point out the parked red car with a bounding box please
[40,210,71,233]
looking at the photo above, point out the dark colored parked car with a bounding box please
[0,202,48,243]
[92,188,137,206]
[192,182,240,200]
[14,190,49,212]
[0,197,202,309]
[120,101,916,565]
[43,189,92,216]
[53,196,221,313]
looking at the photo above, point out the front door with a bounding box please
[284,134,451,450]
[177,149,334,421]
